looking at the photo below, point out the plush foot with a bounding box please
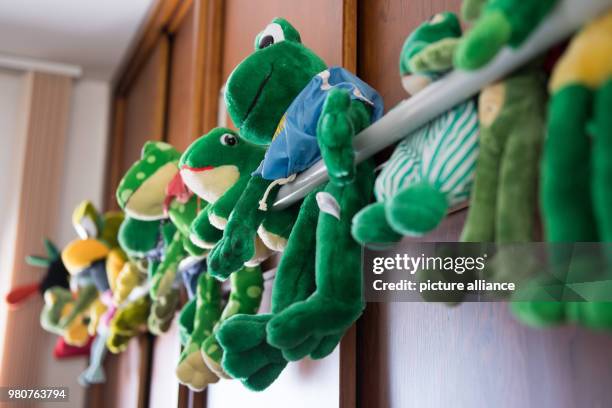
[208,224,255,279]
[385,183,448,236]
[267,293,362,356]
[217,314,287,391]
[201,335,231,379]
[454,11,511,70]
[176,342,219,391]
[352,203,402,247]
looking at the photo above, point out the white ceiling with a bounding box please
[0,0,155,80]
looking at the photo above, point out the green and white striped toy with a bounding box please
[352,12,480,245]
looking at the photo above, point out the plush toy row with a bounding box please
[8,0,612,393]
[112,2,612,392]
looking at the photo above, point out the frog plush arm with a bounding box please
[455,0,560,70]
[267,143,376,360]
[201,265,263,377]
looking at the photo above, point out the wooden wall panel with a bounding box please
[167,3,199,151]
[358,0,462,109]
[121,38,169,173]
[98,31,171,408]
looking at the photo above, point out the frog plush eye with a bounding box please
[220,133,238,146]
[257,23,285,49]
[429,13,446,24]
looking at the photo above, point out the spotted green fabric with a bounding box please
[116,141,180,209]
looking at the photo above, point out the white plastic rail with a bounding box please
[273,0,612,209]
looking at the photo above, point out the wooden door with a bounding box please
[95,35,170,408]
[356,1,612,407]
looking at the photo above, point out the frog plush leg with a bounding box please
[208,176,275,279]
[514,85,595,327]
[267,162,374,359]
[352,202,402,247]
[542,85,597,243]
[59,285,98,330]
[179,298,196,347]
[201,266,263,378]
[190,208,224,249]
[581,79,612,329]
[176,273,222,391]
[456,0,560,70]
[592,80,612,242]
[79,328,109,386]
[107,296,150,353]
[148,287,180,335]
[460,89,501,243]
[150,231,185,299]
[216,189,321,391]
[267,90,374,359]
[208,176,249,229]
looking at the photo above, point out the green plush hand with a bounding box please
[317,88,356,185]
[216,314,287,391]
[408,37,460,73]
[208,223,255,279]
[455,0,560,70]
[455,11,511,70]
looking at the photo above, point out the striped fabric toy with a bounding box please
[352,98,479,245]
[375,99,479,206]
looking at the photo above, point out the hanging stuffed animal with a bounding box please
[352,12,479,246]
[460,70,547,284]
[209,18,382,391]
[7,239,94,358]
[59,200,128,385]
[116,140,265,390]
[454,0,560,70]
[180,127,299,259]
[512,10,612,329]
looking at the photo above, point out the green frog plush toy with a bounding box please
[208,18,382,390]
[117,140,265,390]
[352,12,479,247]
[512,10,612,330]
[180,127,298,261]
[454,0,560,70]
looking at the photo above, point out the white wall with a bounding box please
[55,79,111,246]
[0,73,111,408]
[0,67,28,368]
